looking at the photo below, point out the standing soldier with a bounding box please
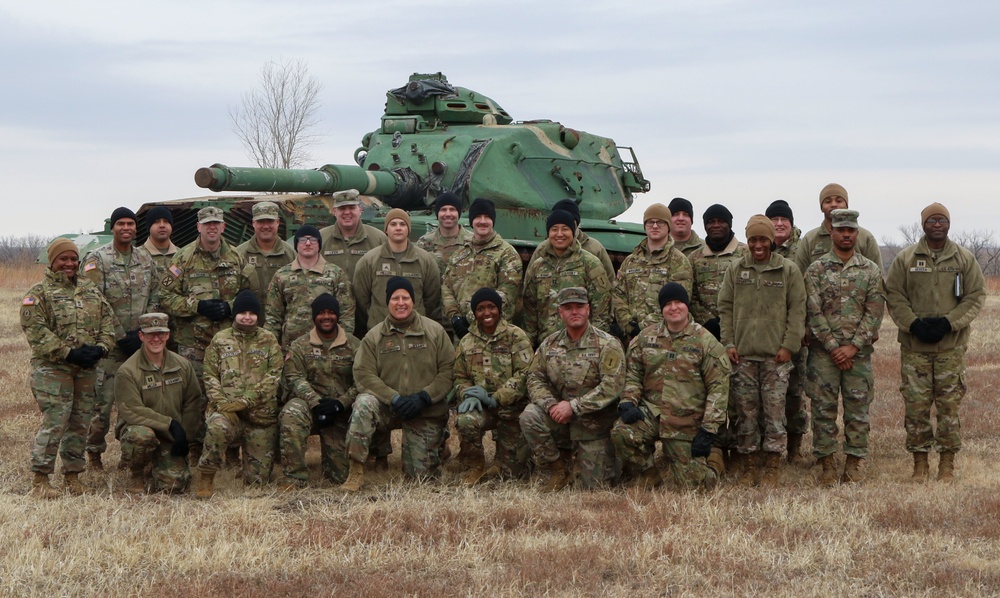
[140,206,179,271]
[238,201,295,307]
[115,313,202,495]
[319,189,387,283]
[521,287,625,491]
[718,215,806,486]
[280,293,360,489]
[452,287,534,484]
[22,238,116,498]
[613,203,693,338]
[885,203,985,482]
[804,210,885,485]
[416,191,474,276]
[667,197,705,258]
[526,198,615,280]
[611,283,729,490]
[794,183,882,277]
[81,207,161,471]
[442,198,523,338]
[689,204,748,339]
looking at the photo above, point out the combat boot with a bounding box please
[64,472,90,496]
[195,471,215,500]
[125,466,146,495]
[759,452,782,487]
[786,433,807,466]
[635,467,662,491]
[87,452,104,472]
[910,452,929,483]
[461,449,487,486]
[818,454,838,487]
[841,455,864,484]
[736,452,759,487]
[539,458,569,493]
[31,473,61,500]
[706,447,726,478]
[340,460,365,493]
[937,452,956,483]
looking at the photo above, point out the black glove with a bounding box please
[168,420,189,457]
[394,392,431,420]
[312,398,344,427]
[703,317,721,340]
[691,428,717,458]
[909,318,935,343]
[618,402,644,424]
[451,316,470,339]
[610,320,625,340]
[66,346,90,367]
[926,317,951,342]
[627,321,641,338]
[80,345,107,368]
[197,299,231,322]
[117,329,142,357]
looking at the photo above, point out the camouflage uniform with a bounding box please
[527,230,615,281]
[281,325,360,485]
[199,325,283,484]
[794,224,883,278]
[319,223,387,283]
[805,251,885,458]
[522,240,612,346]
[348,314,454,478]
[689,237,748,325]
[522,323,625,488]
[416,226,474,278]
[453,319,534,477]
[612,237,694,330]
[442,232,523,323]
[237,235,295,308]
[22,269,116,475]
[718,253,806,454]
[353,242,442,333]
[674,231,705,259]
[885,237,986,453]
[773,226,809,436]
[611,320,730,488]
[141,238,179,273]
[115,345,203,492]
[265,256,356,348]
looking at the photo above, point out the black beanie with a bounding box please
[702,204,733,226]
[111,207,137,227]
[311,292,340,319]
[658,282,690,310]
[667,197,693,218]
[552,199,581,223]
[468,198,496,225]
[765,200,794,224]
[470,287,503,314]
[146,206,173,228]
[233,289,262,316]
[546,209,577,234]
[385,276,415,305]
[434,191,463,215]
[295,225,322,252]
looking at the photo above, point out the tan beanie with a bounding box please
[384,208,411,232]
[643,203,672,226]
[745,214,776,242]
[47,237,79,266]
[820,183,849,207]
[920,202,950,225]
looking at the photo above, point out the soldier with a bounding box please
[140,206,179,271]
[804,210,885,485]
[667,197,705,258]
[280,293,360,488]
[689,203,748,339]
[81,206,161,471]
[522,210,612,346]
[115,313,202,495]
[341,277,454,492]
[442,198,523,337]
[718,215,806,486]
[238,201,296,306]
[416,191,474,276]
[794,183,883,277]
[521,287,625,491]
[353,208,442,334]
[611,283,729,490]
[526,198,615,280]
[612,203,693,338]
[452,287,534,484]
[22,238,116,498]
[319,189,387,283]
[196,290,283,497]
[885,203,985,482]
[265,224,356,348]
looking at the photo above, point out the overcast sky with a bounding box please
[2,1,998,244]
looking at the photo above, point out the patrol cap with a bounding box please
[252,201,280,221]
[830,209,859,229]
[197,206,225,223]
[557,287,589,306]
[138,312,170,333]
[333,189,361,207]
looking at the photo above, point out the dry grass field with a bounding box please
[1,262,998,597]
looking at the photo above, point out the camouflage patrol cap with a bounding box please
[252,201,280,221]
[830,209,859,229]
[138,312,170,333]
[557,287,589,306]
[197,206,225,223]
[333,189,361,207]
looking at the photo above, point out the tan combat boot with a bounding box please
[759,452,782,487]
[126,466,146,495]
[786,433,805,465]
[818,454,839,487]
[937,452,956,483]
[841,455,864,484]
[31,472,61,499]
[539,458,569,493]
[706,447,726,478]
[64,472,90,496]
[87,452,104,472]
[195,471,215,500]
[736,452,758,487]
[340,460,365,493]
[461,450,487,486]
[911,452,929,483]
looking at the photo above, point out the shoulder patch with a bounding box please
[22,296,35,305]
[169,264,182,277]
[601,351,622,373]
[83,263,97,272]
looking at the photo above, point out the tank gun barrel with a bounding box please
[194,163,399,196]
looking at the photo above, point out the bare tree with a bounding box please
[897,222,923,245]
[229,59,323,169]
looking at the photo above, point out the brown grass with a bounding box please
[1,277,999,597]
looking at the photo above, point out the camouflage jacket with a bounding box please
[441,232,523,322]
[805,251,885,354]
[527,229,615,281]
[718,253,806,359]
[238,236,296,303]
[689,236,748,324]
[353,242,442,332]
[265,256,356,348]
[81,244,160,341]
[114,349,202,442]
[886,237,986,352]
[622,320,730,439]
[284,325,360,411]
[674,231,705,258]
[527,323,625,441]
[795,224,882,276]
[522,239,612,346]
[774,226,802,260]
[21,269,117,365]
[319,223,387,282]
[453,319,533,417]
[204,326,283,426]
[141,238,179,274]
[613,237,694,329]
[416,226,474,277]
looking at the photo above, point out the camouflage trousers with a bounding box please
[610,409,717,489]
[806,346,873,459]
[88,355,124,455]
[731,358,792,454]
[279,398,350,485]
[119,424,191,492]
[177,344,209,445]
[900,347,967,453]
[30,362,96,475]
[346,393,447,478]
[783,347,809,435]
[456,406,530,478]
[519,403,618,489]
[198,413,278,484]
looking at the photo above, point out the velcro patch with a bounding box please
[22,296,35,305]
[169,264,182,277]
[84,263,97,272]
[601,351,622,373]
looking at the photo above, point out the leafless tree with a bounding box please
[897,222,923,245]
[229,59,322,169]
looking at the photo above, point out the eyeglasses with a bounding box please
[298,237,319,245]
[925,217,949,225]
[645,219,668,228]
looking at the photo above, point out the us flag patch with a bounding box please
[22,296,35,305]
[169,265,182,277]
[84,263,97,272]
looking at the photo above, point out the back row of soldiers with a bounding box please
[21,183,984,497]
